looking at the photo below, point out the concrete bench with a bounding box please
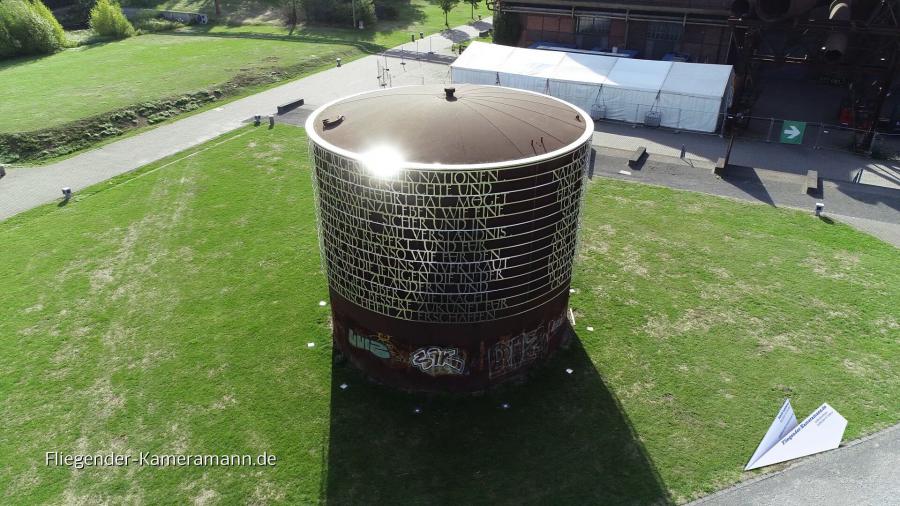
[277,98,305,115]
[713,157,727,176]
[804,170,819,195]
[628,146,646,168]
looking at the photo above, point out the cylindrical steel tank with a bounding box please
[306,84,593,392]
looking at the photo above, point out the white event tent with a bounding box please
[450,41,734,133]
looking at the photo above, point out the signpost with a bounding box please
[780,120,806,144]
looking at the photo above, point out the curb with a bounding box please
[688,422,900,504]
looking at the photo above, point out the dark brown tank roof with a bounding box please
[308,84,590,165]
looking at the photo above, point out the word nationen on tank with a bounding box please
[310,143,590,324]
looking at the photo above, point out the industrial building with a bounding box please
[488,0,900,143]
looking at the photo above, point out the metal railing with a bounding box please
[734,115,900,157]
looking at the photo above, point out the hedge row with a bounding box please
[0,90,221,163]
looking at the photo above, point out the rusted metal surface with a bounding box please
[311,84,589,165]
[307,85,593,392]
[330,289,572,392]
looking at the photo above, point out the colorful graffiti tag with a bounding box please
[488,310,568,379]
[348,328,391,359]
[410,346,466,376]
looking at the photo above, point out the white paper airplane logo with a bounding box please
[784,125,801,139]
[745,399,847,470]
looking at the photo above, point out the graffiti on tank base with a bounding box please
[411,346,466,376]
[488,326,552,379]
[348,328,391,359]
[376,332,410,368]
[547,309,567,336]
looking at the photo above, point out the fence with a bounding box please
[735,115,900,156]
[586,109,900,159]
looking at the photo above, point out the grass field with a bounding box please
[0,0,482,134]
[1,126,897,504]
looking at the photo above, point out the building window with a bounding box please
[647,22,682,42]
[577,16,610,50]
[578,17,610,35]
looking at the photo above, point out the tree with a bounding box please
[492,7,520,46]
[437,0,458,27]
[464,0,478,19]
[282,0,301,34]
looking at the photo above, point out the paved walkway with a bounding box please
[591,122,900,188]
[592,148,900,247]
[0,20,490,221]
[692,424,900,506]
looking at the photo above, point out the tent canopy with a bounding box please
[661,62,733,98]
[605,57,671,92]
[550,52,617,86]
[451,41,734,133]
[452,42,516,73]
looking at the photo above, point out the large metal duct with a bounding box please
[307,85,593,392]
[753,0,818,22]
[823,1,852,62]
[731,0,752,17]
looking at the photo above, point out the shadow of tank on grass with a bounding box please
[322,333,672,505]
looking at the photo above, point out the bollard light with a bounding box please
[336,57,342,67]
[815,202,824,216]
[268,115,275,128]
[62,187,72,200]
[254,115,261,126]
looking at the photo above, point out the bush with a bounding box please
[29,0,67,41]
[0,0,67,59]
[89,0,134,38]
[374,0,407,21]
[305,0,375,27]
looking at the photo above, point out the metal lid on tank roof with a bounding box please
[307,84,592,166]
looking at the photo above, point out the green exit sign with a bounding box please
[780,121,806,145]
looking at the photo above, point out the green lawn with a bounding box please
[1,126,897,504]
[123,0,486,29]
[0,0,484,134]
